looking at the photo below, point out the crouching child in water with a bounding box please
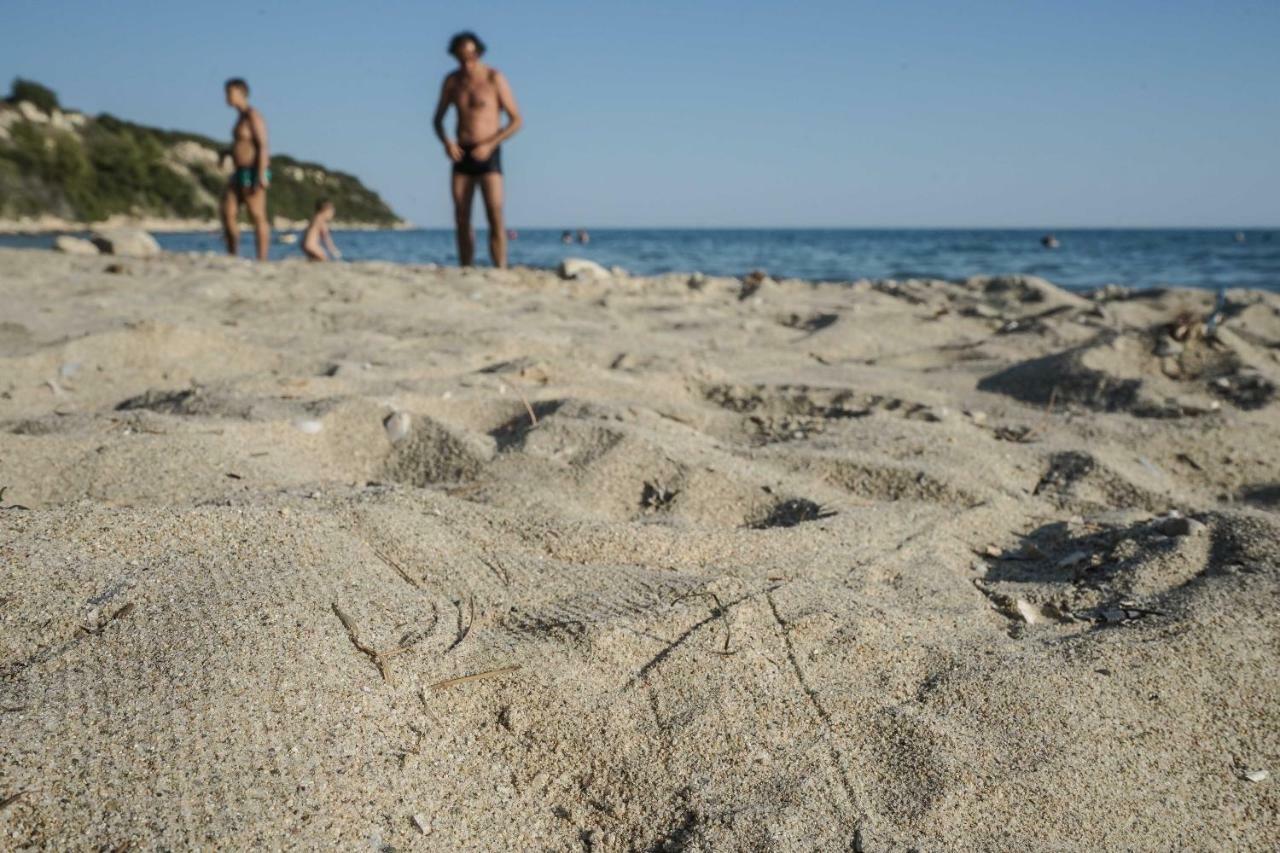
[302,199,341,261]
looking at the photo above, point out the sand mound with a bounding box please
[979,323,1277,416]
[976,508,1277,627]
[962,273,1094,315]
[382,415,495,486]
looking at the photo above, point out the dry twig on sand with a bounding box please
[445,596,475,653]
[0,485,30,511]
[428,665,521,692]
[371,545,421,589]
[1033,386,1060,434]
[479,555,512,586]
[500,380,538,428]
[79,602,135,635]
[0,790,32,812]
[672,590,735,655]
[332,602,416,684]
[998,386,1059,443]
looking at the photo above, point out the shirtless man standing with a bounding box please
[221,78,271,261]
[432,32,523,268]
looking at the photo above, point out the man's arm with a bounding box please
[250,109,270,187]
[322,224,340,259]
[471,71,522,157]
[432,74,462,162]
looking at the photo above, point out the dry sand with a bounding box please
[1,249,1278,850]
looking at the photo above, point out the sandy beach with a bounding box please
[1,249,1277,850]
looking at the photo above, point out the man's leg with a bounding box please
[221,187,240,257]
[479,173,506,269]
[451,172,477,267]
[246,188,270,261]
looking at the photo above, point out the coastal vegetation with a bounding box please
[0,79,401,226]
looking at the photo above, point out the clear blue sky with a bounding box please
[3,1,1277,227]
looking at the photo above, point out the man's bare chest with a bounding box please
[454,79,496,112]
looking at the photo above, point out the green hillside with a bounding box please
[0,78,402,226]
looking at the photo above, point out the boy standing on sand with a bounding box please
[432,31,523,268]
[221,78,271,261]
[302,199,341,261]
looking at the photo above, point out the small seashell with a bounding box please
[293,419,323,435]
[1243,769,1269,783]
[412,813,432,834]
[383,411,411,443]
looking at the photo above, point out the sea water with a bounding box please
[3,228,1276,291]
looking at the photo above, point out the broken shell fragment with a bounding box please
[1015,599,1044,625]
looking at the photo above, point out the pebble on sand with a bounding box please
[292,419,324,435]
[558,258,610,280]
[1155,514,1204,537]
[89,228,162,258]
[383,411,412,443]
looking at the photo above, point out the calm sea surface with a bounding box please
[3,228,1276,291]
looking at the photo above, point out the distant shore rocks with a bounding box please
[90,228,161,258]
[558,257,610,280]
[53,228,164,258]
[53,235,100,256]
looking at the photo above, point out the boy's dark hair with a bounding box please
[448,31,486,57]
[316,198,334,212]
[225,78,249,95]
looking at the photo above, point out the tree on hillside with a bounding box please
[8,78,60,114]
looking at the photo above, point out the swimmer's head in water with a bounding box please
[448,32,486,61]
[224,78,249,107]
